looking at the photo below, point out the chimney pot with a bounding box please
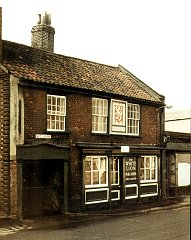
[31,11,55,52]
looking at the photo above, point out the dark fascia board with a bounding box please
[166,142,191,151]
[76,142,164,150]
[165,131,191,140]
[17,142,70,161]
[19,78,164,107]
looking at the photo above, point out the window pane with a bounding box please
[113,172,118,184]
[100,158,106,171]
[100,171,106,184]
[151,170,156,180]
[146,158,150,168]
[85,172,91,185]
[93,172,99,184]
[114,159,118,171]
[85,160,91,171]
[146,169,150,180]
[151,158,156,168]
[93,159,99,170]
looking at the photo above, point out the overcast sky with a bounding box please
[1,0,191,111]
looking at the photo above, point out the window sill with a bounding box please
[91,132,142,138]
[46,130,71,135]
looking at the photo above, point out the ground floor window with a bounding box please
[140,156,157,182]
[111,157,119,185]
[84,154,159,205]
[84,156,108,187]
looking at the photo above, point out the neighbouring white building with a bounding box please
[165,109,191,133]
[165,109,191,196]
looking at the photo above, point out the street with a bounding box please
[0,207,190,240]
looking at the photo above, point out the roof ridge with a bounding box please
[118,64,165,102]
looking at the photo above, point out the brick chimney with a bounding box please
[31,11,55,52]
[0,7,2,61]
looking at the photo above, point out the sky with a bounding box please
[1,0,191,111]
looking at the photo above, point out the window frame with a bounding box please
[91,97,140,136]
[111,157,119,185]
[92,97,108,133]
[47,94,66,132]
[127,103,140,135]
[84,156,108,188]
[140,156,158,183]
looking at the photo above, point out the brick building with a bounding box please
[0,10,167,218]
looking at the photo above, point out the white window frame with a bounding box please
[85,188,109,204]
[92,98,108,133]
[140,183,158,197]
[110,100,140,136]
[127,103,140,135]
[84,156,108,188]
[111,157,119,185]
[111,190,120,201]
[125,184,138,199]
[140,156,158,183]
[47,94,66,132]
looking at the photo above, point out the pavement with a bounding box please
[0,195,190,234]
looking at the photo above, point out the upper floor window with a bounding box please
[110,100,140,135]
[92,98,140,136]
[127,103,140,135]
[140,156,157,182]
[92,98,108,133]
[47,94,66,131]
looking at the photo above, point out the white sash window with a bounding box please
[47,94,66,131]
[92,98,108,133]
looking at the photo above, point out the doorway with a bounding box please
[22,160,64,217]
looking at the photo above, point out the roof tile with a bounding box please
[1,40,163,103]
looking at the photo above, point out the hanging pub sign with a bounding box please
[125,157,137,182]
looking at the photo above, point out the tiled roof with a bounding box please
[1,40,163,103]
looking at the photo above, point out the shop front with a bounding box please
[80,144,162,208]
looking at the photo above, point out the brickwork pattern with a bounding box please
[31,25,55,52]
[0,70,10,215]
[22,88,161,201]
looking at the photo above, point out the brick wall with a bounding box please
[23,87,47,141]
[22,88,161,202]
[141,105,160,145]
[0,69,10,215]
[23,88,160,146]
